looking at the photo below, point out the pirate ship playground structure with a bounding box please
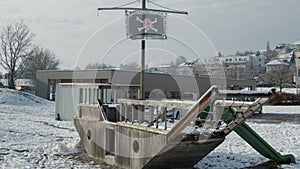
[71,85,295,168]
[60,1,296,168]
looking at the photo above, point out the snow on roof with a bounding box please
[266,59,289,66]
[178,62,194,67]
[293,39,300,45]
[219,89,269,95]
[149,64,171,68]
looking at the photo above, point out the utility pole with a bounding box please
[139,0,146,100]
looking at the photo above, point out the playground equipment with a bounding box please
[71,85,295,168]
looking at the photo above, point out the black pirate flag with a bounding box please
[126,10,167,40]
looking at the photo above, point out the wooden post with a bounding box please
[156,106,159,128]
[125,103,128,122]
[132,105,135,124]
[148,106,154,127]
[119,103,123,121]
[172,108,175,123]
[164,107,167,130]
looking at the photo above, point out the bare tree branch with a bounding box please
[23,46,60,79]
[265,65,293,92]
[0,20,34,89]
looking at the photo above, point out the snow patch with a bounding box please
[263,105,300,114]
[0,88,51,106]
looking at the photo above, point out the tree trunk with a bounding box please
[8,74,15,89]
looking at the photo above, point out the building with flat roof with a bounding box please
[36,69,256,100]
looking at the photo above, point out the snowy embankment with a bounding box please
[0,88,299,168]
[0,89,105,168]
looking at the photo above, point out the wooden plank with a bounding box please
[125,103,128,122]
[223,97,269,134]
[167,86,218,142]
[148,106,154,127]
[118,99,194,108]
[156,106,159,129]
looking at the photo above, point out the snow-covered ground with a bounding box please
[0,88,299,168]
[262,105,300,114]
[0,89,109,168]
[256,87,300,94]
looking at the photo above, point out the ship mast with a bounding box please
[98,1,187,100]
[140,0,146,100]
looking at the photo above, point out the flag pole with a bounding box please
[297,54,299,94]
[139,0,146,100]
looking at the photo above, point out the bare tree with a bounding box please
[175,55,187,65]
[119,61,139,71]
[265,66,293,92]
[0,21,34,89]
[85,63,113,70]
[23,47,60,79]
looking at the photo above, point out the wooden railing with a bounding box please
[118,98,194,130]
[79,86,273,143]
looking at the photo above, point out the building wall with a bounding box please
[36,70,256,100]
[36,70,113,100]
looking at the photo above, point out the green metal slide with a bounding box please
[199,106,296,164]
[235,122,295,164]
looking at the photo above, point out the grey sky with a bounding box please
[1,0,300,71]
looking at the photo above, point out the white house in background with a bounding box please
[275,43,294,55]
[177,61,194,75]
[266,59,289,73]
[277,52,293,62]
[193,55,265,80]
[192,57,226,78]
[147,62,195,75]
[0,78,35,90]
[293,40,300,51]
[147,64,171,74]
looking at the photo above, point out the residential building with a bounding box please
[266,59,289,73]
[0,78,35,91]
[275,43,294,55]
[293,40,300,51]
[192,55,265,80]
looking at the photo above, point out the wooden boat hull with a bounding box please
[74,118,225,169]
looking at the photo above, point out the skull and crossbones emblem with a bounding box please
[136,16,158,32]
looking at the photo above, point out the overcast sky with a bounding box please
[1,0,300,71]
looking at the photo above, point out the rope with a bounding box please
[97,0,140,15]
[148,0,180,12]
[114,0,140,8]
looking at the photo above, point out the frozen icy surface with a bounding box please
[0,88,299,168]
